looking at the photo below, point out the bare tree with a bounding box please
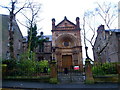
[82,2,118,63]
[17,1,41,59]
[1,0,30,59]
[96,2,118,29]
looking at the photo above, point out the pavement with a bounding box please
[2,80,120,90]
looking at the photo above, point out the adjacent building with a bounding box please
[0,14,24,60]
[35,35,52,61]
[94,25,120,63]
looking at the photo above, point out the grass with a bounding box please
[94,74,119,83]
[93,74,118,77]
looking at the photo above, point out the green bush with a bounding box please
[92,65,105,76]
[49,78,58,84]
[92,63,117,76]
[2,52,50,77]
[2,64,7,76]
[37,60,49,73]
[16,59,36,76]
[85,79,94,84]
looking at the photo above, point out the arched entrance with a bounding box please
[55,34,77,72]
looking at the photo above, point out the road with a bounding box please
[2,80,120,90]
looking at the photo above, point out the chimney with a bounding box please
[97,25,105,33]
[52,18,55,30]
[76,17,80,29]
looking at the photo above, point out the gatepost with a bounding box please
[85,59,94,84]
[50,61,57,78]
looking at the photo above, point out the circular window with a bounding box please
[64,42,69,46]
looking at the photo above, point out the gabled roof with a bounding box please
[56,16,76,27]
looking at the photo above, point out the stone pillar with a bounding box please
[85,60,94,84]
[50,61,57,78]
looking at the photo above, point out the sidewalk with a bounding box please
[2,80,119,89]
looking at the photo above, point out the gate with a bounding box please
[57,55,84,83]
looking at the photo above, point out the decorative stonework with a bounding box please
[51,17,83,72]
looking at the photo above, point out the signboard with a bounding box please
[74,66,79,70]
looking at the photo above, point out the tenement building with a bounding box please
[0,14,23,60]
[51,16,83,71]
[94,25,120,63]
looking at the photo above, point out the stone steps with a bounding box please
[58,73,85,84]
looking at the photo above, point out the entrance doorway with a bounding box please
[62,55,72,69]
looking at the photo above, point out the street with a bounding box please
[2,80,119,90]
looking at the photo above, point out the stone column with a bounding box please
[85,60,94,84]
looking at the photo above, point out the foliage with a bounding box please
[49,78,58,84]
[20,51,36,61]
[28,24,38,52]
[85,79,94,84]
[2,64,7,77]
[2,53,50,77]
[92,63,117,76]
[16,59,36,76]
[2,59,17,70]
[36,60,49,73]
[37,32,47,52]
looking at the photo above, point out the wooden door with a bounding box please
[62,55,72,68]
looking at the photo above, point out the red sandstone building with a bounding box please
[51,16,83,71]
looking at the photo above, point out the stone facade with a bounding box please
[51,16,83,72]
[94,25,120,63]
[0,14,23,60]
[35,37,52,61]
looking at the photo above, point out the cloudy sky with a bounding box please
[0,0,118,35]
[0,0,119,60]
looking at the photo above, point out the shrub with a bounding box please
[92,63,117,76]
[49,78,58,84]
[37,60,49,73]
[85,79,94,84]
[2,52,50,77]
[92,65,105,76]
[16,59,36,76]
[2,64,7,76]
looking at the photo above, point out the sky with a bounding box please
[0,0,119,61]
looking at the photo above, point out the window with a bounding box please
[8,23,10,30]
[109,31,112,35]
[65,23,67,26]
[17,54,20,61]
[6,51,10,59]
[8,23,14,31]
[64,41,69,47]
[74,60,78,65]
[97,46,100,51]
[18,40,21,50]
[103,32,106,40]
[7,43,10,47]
[108,58,111,62]
[38,56,44,61]
[39,44,44,52]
